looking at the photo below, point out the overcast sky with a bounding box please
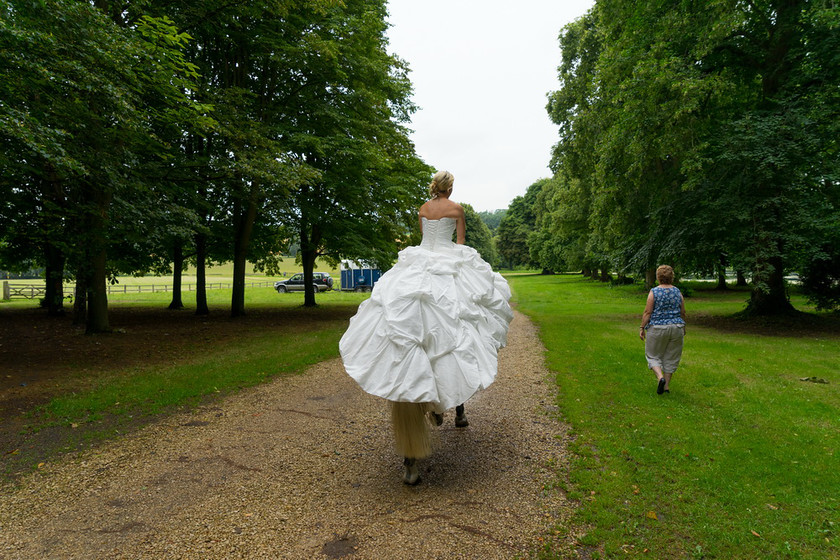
[385,0,595,212]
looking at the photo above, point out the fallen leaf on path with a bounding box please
[751,530,761,538]
[646,511,658,521]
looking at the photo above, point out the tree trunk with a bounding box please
[736,270,748,286]
[644,267,657,291]
[73,272,87,326]
[84,182,112,334]
[599,268,611,282]
[86,244,110,334]
[231,185,259,318]
[195,232,209,316]
[168,241,184,310]
[42,167,66,315]
[716,269,728,290]
[300,226,322,308]
[716,256,728,290]
[581,266,591,277]
[302,245,317,307]
[43,242,66,315]
[747,254,794,315]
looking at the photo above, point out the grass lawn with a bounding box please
[509,274,839,559]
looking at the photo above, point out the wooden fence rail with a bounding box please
[2,281,276,300]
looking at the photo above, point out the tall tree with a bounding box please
[462,203,496,265]
[495,180,546,269]
[272,0,429,307]
[0,0,205,331]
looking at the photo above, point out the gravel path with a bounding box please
[0,311,577,559]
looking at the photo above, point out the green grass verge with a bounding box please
[40,309,350,424]
[39,291,366,422]
[509,274,839,559]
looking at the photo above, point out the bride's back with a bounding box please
[419,197,462,221]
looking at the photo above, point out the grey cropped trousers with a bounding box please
[644,324,685,373]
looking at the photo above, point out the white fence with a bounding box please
[2,281,276,300]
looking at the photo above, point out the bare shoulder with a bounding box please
[418,200,433,218]
[446,199,465,218]
[419,198,464,220]
[418,199,441,219]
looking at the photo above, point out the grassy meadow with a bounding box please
[508,274,839,559]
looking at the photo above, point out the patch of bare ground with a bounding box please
[0,311,580,559]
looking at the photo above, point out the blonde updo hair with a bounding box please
[656,265,675,284]
[429,170,454,198]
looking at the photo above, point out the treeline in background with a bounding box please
[493,0,839,316]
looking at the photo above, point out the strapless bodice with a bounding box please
[419,217,456,251]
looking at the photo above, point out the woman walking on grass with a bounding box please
[639,265,686,394]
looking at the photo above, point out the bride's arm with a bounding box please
[455,207,466,244]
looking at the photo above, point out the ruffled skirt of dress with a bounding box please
[339,243,513,412]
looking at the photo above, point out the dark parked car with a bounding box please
[274,272,333,293]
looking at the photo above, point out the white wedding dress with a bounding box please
[339,217,513,411]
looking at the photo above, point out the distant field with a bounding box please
[2,259,340,288]
[1,260,342,307]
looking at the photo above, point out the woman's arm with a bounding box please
[455,206,466,244]
[639,290,655,340]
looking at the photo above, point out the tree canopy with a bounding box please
[463,203,496,264]
[0,0,431,327]
[528,0,840,312]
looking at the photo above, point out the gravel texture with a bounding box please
[0,311,578,559]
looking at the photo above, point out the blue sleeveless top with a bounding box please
[648,286,684,327]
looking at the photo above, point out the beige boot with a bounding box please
[402,457,420,485]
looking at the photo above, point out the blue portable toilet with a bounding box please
[340,260,381,292]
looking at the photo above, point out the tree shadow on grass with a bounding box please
[692,309,840,338]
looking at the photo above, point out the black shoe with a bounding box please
[657,378,666,395]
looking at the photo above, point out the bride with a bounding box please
[339,170,513,484]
